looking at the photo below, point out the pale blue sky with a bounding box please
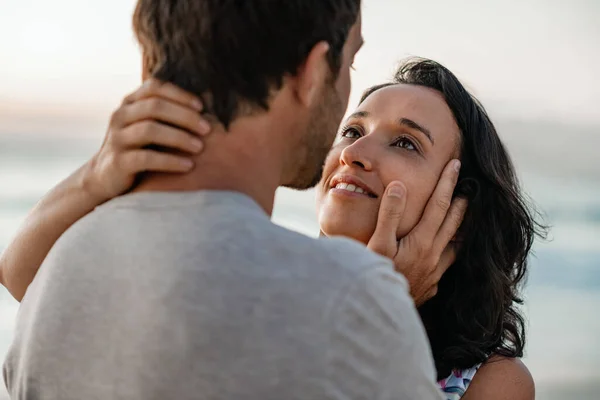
[0,0,598,125]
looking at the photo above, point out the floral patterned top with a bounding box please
[438,365,481,400]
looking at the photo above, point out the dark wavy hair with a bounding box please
[361,58,547,379]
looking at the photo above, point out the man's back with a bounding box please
[4,191,441,399]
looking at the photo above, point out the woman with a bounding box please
[0,58,544,399]
[317,59,545,399]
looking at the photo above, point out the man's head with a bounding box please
[133,0,363,190]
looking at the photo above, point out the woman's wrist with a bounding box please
[78,156,112,205]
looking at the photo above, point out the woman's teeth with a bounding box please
[334,183,366,194]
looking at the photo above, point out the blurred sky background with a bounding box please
[0,1,599,399]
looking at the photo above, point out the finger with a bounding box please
[413,283,438,307]
[124,79,204,112]
[424,285,439,302]
[433,197,468,254]
[121,80,210,135]
[119,149,194,174]
[367,182,407,258]
[433,243,457,281]
[412,159,461,240]
[121,98,210,136]
[120,121,204,155]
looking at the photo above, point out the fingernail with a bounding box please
[181,159,194,169]
[199,120,211,135]
[191,99,203,111]
[454,160,462,173]
[388,184,405,198]
[190,138,204,152]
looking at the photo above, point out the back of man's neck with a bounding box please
[132,127,284,216]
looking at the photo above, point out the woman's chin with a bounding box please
[317,200,379,244]
[319,220,375,246]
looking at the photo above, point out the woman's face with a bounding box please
[316,84,461,244]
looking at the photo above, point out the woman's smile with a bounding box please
[329,174,379,199]
[317,83,460,245]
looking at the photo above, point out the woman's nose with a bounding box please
[339,140,373,171]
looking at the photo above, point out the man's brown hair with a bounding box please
[133,0,361,128]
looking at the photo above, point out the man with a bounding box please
[4,1,452,398]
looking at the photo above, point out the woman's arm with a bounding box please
[462,356,535,400]
[0,164,110,301]
[0,80,209,301]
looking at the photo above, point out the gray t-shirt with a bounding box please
[4,191,442,400]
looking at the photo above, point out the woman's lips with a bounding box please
[329,175,378,198]
[330,182,377,198]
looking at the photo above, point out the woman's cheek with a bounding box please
[316,148,341,206]
[396,178,439,237]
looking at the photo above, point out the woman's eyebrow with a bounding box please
[398,117,434,145]
[347,111,369,120]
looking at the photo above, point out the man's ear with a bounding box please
[141,55,150,81]
[293,41,331,107]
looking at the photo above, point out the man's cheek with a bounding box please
[335,70,351,107]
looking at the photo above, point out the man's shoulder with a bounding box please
[316,235,391,267]
[267,225,395,275]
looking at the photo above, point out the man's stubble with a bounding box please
[285,84,345,191]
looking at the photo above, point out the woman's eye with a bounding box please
[393,137,417,151]
[341,128,361,139]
